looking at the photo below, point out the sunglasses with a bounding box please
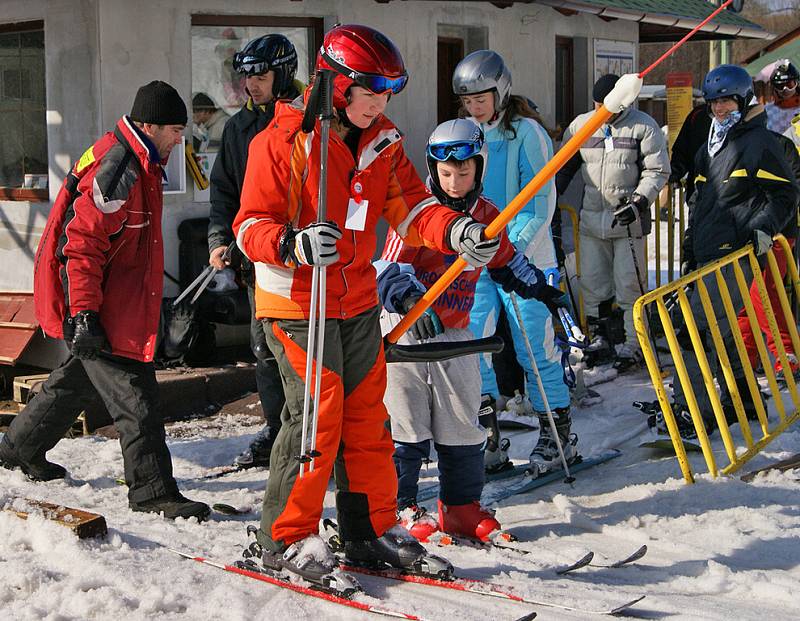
[775,80,798,91]
[427,141,482,162]
[322,51,408,95]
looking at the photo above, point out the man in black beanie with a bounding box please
[556,73,670,372]
[0,80,211,521]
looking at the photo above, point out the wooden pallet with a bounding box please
[3,498,107,539]
[7,373,87,435]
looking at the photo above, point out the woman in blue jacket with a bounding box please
[453,50,576,475]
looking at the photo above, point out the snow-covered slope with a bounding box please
[2,367,799,620]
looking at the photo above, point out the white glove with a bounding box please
[448,217,500,268]
[281,221,343,267]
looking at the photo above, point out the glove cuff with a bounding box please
[278,224,299,268]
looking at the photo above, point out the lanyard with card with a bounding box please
[345,174,368,231]
[604,125,614,153]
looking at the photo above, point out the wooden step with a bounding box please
[3,498,107,539]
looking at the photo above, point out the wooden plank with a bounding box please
[13,374,49,403]
[3,498,108,539]
[741,453,800,482]
[0,321,37,330]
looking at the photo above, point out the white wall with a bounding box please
[0,0,635,294]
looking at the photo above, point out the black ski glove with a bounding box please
[64,311,110,360]
[537,284,571,316]
[612,194,648,228]
[402,295,444,341]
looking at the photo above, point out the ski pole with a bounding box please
[626,223,665,373]
[509,292,574,484]
[297,70,335,477]
[386,0,736,347]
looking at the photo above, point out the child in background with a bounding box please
[376,119,568,542]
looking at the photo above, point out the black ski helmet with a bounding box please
[770,59,800,89]
[233,34,298,98]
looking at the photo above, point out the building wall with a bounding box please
[0,0,634,295]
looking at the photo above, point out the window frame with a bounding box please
[0,20,47,201]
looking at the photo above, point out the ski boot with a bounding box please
[343,524,454,580]
[478,395,513,474]
[234,424,279,469]
[612,343,643,373]
[242,528,362,598]
[496,390,538,429]
[438,500,501,543]
[398,502,440,542]
[636,400,705,440]
[0,440,67,482]
[582,316,615,368]
[529,406,579,476]
[129,492,211,521]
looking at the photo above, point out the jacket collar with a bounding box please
[115,116,163,175]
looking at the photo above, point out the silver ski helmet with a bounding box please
[426,118,487,212]
[452,50,512,112]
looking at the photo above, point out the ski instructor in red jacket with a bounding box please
[234,25,500,592]
[0,81,210,521]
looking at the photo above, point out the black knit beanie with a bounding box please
[130,81,187,125]
[593,74,620,103]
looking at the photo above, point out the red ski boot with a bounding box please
[399,504,440,542]
[438,500,501,542]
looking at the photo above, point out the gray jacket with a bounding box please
[557,107,670,238]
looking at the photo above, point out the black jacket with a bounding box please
[670,104,711,200]
[684,106,799,265]
[207,91,299,254]
[774,131,800,240]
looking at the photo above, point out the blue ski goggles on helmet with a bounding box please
[322,52,408,95]
[426,140,482,162]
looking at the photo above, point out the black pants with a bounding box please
[2,353,178,503]
[248,286,286,429]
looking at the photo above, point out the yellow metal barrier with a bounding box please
[634,235,800,483]
[558,203,586,332]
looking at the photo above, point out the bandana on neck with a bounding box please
[708,110,741,157]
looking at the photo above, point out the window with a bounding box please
[0,21,47,200]
[436,25,488,125]
[555,36,574,136]
[189,15,322,200]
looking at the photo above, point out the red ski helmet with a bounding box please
[316,24,408,108]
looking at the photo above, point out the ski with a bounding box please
[741,453,800,482]
[428,533,647,571]
[483,450,622,505]
[337,561,644,616]
[168,548,436,621]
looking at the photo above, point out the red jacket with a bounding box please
[34,116,167,362]
[234,100,462,320]
[380,197,515,329]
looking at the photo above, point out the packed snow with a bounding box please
[2,360,799,621]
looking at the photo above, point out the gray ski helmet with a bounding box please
[452,50,512,112]
[426,119,487,212]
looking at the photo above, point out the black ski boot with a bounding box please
[130,492,211,521]
[0,440,67,482]
[636,400,709,440]
[234,424,278,469]
[529,406,579,476]
[612,343,643,373]
[241,527,362,598]
[343,524,454,579]
[583,316,615,368]
[478,395,512,474]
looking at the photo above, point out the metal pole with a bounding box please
[509,293,574,483]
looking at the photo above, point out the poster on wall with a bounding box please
[593,39,635,80]
[666,72,694,155]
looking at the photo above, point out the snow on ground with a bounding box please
[1,366,799,621]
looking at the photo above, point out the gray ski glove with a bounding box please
[448,217,500,267]
[752,229,773,256]
[279,221,342,267]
